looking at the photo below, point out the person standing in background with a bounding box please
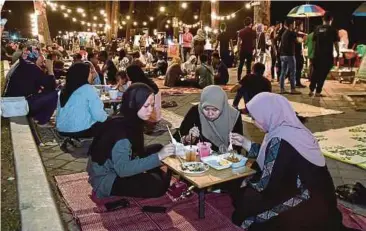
[304,29,315,80]
[237,17,256,81]
[309,11,339,97]
[182,27,193,62]
[279,19,300,94]
[215,23,234,68]
[294,20,306,88]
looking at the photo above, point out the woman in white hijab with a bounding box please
[181,55,197,74]
[229,92,344,231]
[192,29,206,62]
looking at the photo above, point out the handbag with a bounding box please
[1,96,29,118]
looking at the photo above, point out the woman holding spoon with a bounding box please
[174,85,245,153]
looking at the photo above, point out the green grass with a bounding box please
[1,61,21,231]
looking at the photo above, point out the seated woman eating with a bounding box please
[88,83,175,198]
[56,62,108,138]
[229,92,344,231]
[174,85,244,153]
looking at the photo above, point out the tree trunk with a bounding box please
[105,1,111,39]
[200,1,210,27]
[111,1,119,38]
[33,0,52,45]
[211,1,219,29]
[125,1,134,40]
[253,0,271,26]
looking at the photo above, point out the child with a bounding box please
[114,71,130,97]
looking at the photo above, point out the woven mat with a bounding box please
[154,79,234,96]
[314,124,366,168]
[55,172,241,231]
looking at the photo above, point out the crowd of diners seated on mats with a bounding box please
[3,40,351,231]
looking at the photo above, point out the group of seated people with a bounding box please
[3,42,349,231]
[164,52,229,89]
[85,83,346,231]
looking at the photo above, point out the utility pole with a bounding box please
[33,0,52,45]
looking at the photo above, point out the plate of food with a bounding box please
[200,155,232,170]
[180,162,210,176]
[221,153,248,168]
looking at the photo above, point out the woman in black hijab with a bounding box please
[126,64,159,94]
[56,62,108,138]
[87,83,175,198]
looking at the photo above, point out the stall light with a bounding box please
[122,21,126,25]
[231,13,236,18]
[159,6,166,12]
[245,3,251,9]
[72,17,77,22]
[77,8,84,13]
[63,13,68,18]
[67,9,71,13]
[93,16,98,20]
[165,24,169,28]
[181,2,187,9]
[100,10,105,15]
[143,21,147,26]
[81,13,86,17]
[87,22,91,26]
[149,17,154,21]
[167,20,171,24]
[133,21,138,26]
[60,5,65,10]
[126,15,131,20]
[194,15,198,20]
[81,21,85,25]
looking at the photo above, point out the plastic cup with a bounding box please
[185,148,197,162]
[197,142,211,158]
[109,90,118,100]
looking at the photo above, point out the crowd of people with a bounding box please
[2,10,359,231]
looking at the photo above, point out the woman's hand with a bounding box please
[157,143,175,160]
[231,133,251,151]
[187,126,200,140]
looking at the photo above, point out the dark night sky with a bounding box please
[2,1,366,44]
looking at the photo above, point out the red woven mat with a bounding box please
[55,172,241,231]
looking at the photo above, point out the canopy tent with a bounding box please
[353,2,366,17]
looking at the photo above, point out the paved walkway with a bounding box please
[37,72,366,230]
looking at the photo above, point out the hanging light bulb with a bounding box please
[143,21,147,26]
[81,21,85,25]
[149,17,154,21]
[122,21,126,25]
[159,6,166,12]
[231,13,236,18]
[114,20,117,24]
[77,8,84,13]
[167,20,171,24]
[194,15,198,20]
[126,15,131,20]
[99,24,103,27]
[67,9,71,13]
[165,24,169,28]
[60,5,65,10]
[133,21,138,26]
[181,2,187,9]
[100,10,105,15]
[63,13,68,18]
[226,15,231,20]
[245,3,251,9]
[82,13,86,17]
[87,22,91,26]
[72,17,77,22]
[93,16,98,20]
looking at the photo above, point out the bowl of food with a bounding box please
[180,162,209,176]
[223,153,248,169]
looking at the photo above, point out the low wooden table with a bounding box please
[162,156,256,219]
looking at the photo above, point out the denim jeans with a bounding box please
[279,56,296,90]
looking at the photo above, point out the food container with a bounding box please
[221,153,248,168]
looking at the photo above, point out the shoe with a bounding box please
[280,89,289,94]
[290,89,301,95]
[296,84,306,88]
[37,122,54,128]
[315,93,323,97]
[308,91,314,97]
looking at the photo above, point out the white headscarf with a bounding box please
[181,55,196,73]
[194,29,206,41]
[246,92,325,170]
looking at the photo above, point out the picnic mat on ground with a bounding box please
[55,172,241,231]
[55,172,366,231]
[161,109,184,129]
[314,124,366,169]
[154,79,234,95]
